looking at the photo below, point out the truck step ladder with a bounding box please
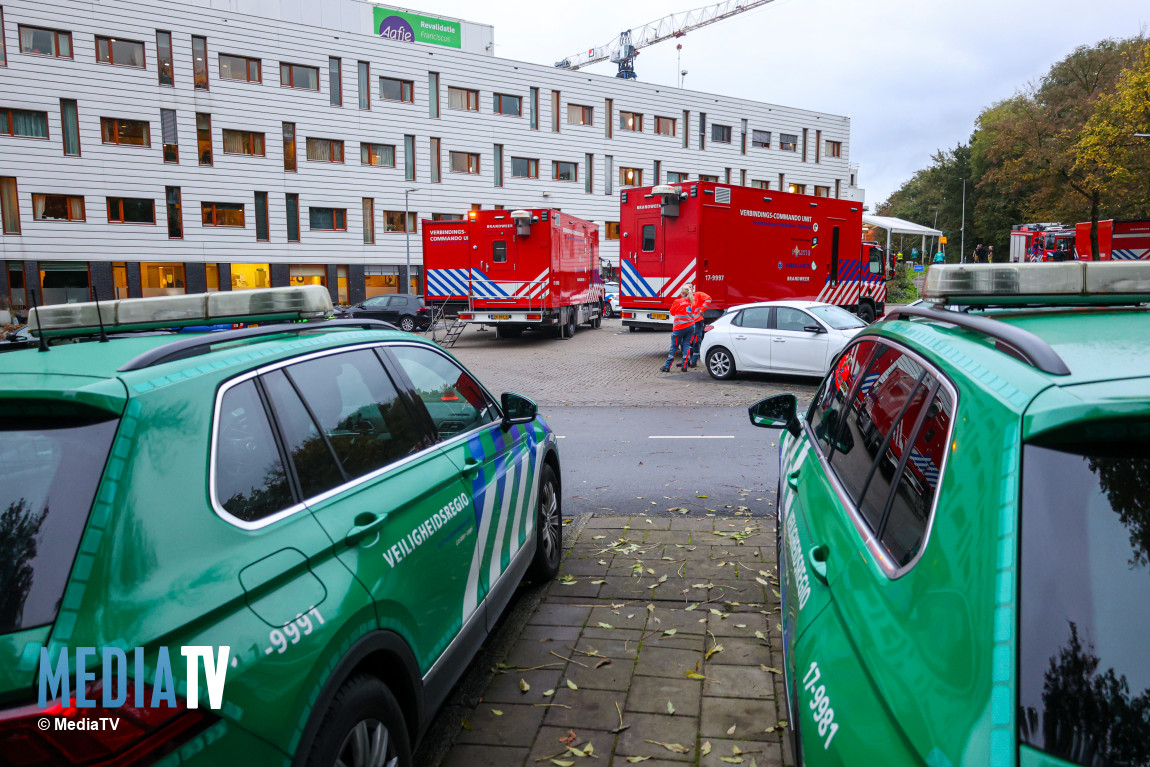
[439,319,468,348]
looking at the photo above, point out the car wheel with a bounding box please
[527,464,562,581]
[398,316,416,332]
[706,347,736,380]
[857,302,876,324]
[305,675,411,767]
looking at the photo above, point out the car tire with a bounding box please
[527,464,562,582]
[398,316,416,332]
[706,347,736,380]
[856,302,876,324]
[304,675,411,767]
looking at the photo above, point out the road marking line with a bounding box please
[556,435,566,438]
[648,435,735,439]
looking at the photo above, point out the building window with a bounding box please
[619,167,641,187]
[280,62,318,90]
[19,26,71,58]
[654,160,661,185]
[0,8,6,66]
[825,140,842,158]
[165,186,182,238]
[711,124,732,143]
[140,263,186,296]
[107,197,155,224]
[530,87,538,130]
[328,57,341,106]
[282,122,296,172]
[682,110,689,148]
[254,191,268,240]
[428,72,439,117]
[788,183,806,194]
[699,112,706,149]
[813,186,830,197]
[96,35,144,68]
[700,174,718,183]
[61,99,80,155]
[605,222,620,240]
[32,194,84,221]
[363,198,374,244]
[751,179,769,190]
[219,53,260,82]
[156,31,173,85]
[448,86,478,111]
[197,113,212,165]
[654,116,675,136]
[780,133,798,152]
[379,77,414,103]
[567,104,592,126]
[494,93,521,116]
[606,98,613,139]
[100,117,149,146]
[666,171,687,183]
[404,135,415,180]
[585,153,593,194]
[551,90,560,132]
[192,35,208,89]
[223,129,266,156]
[619,111,642,132]
[286,193,299,241]
[553,161,577,182]
[201,201,244,227]
[0,108,49,138]
[306,137,344,163]
[724,168,731,183]
[358,61,370,109]
[160,108,177,162]
[430,137,440,182]
[360,142,395,167]
[752,130,771,148]
[741,119,748,154]
[493,144,503,187]
[605,155,613,195]
[0,177,19,234]
[384,211,416,233]
[431,213,464,221]
[511,157,538,179]
[309,207,346,231]
[450,151,479,174]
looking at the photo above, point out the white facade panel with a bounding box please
[0,0,859,283]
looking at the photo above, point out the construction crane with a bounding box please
[554,0,777,80]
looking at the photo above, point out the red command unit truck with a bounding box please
[1008,222,1063,262]
[1074,218,1150,261]
[423,209,605,339]
[617,181,888,330]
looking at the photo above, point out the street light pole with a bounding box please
[959,178,967,264]
[404,188,416,294]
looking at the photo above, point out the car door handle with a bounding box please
[808,545,829,584]
[345,512,382,546]
[774,338,785,343]
[734,335,747,340]
[461,457,480,478]
[786,469,800,490]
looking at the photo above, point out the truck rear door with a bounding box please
[624,211,664,302]
[475,224,519,304]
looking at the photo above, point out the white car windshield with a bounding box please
[807,305,866,330]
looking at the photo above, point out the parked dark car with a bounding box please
[343,294,432,331]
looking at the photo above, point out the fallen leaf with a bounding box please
[491,709,503,716]
[461,717,472,731]
[727,724,737,735]
[591,579,607,585]
[756,577,769,586]
[701,741,712,756]
[666,700,675,715]
[684,603,699,611]
[754,630,768,641]
[778,720,788,728]
[764,726,776,733]
[662,628,677,636]
[685,671,706,680]
[559,730,577,745]
[543,688,555,697]
[761,665,782,674]
[551,761,575,767]
[624,758,650,763]
[566,678,578,690]
[735,624,747,628]
[705,643,724,660]
[519,678,530,693]
[645,740,690,754]
[646,603,655,612]
[593,535,606,540]
[720,757,744,764]
[598,622,615,629]
[595,658,611,669]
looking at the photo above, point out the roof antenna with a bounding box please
[29,288,50,353]
[92,284,109,343]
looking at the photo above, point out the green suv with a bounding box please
[749,263,1150,767]
[0,286,562,767]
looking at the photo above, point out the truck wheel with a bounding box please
[496,325,522,339]
[628,326,637,333]
[304,675,411,767]
[706,347,737,380]
[857,302,876,324]
[562,310,576,340]
[592,303,603,329]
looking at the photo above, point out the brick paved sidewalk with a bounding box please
[437,515,792,767]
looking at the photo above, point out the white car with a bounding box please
[603,282,621,317]
[700,300,866,380]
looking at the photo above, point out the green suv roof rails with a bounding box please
[884,304,1072,375]
[117,318,399,372]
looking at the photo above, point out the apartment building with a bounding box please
[0,0,861,309]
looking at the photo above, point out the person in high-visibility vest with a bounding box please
[687,286,712,368]
[661,286,696,373]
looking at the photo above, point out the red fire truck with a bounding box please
[1074,218,1150,261]
[1008,222,1063,262]
[618,182,888,330]
[423,209,605,339]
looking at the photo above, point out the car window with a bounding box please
[776,307,814,332]
[1018,439,1150,765]
[389,345,497,440]
[262,369,345,499]
[0,414,119,633]
[737,307,771,329]
[387,296,407,307]
[363,296,389,307]
[808,305,866,330]
[285,350,425,480]
[808,339,880,455]
[216,379,294,522]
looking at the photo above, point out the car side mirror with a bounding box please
[501,392,538,431]
[803,325,826,334]
[748,394,800,437]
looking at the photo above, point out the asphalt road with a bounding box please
[538,405,783,519]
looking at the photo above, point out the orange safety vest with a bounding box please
[671,296,695,331]
[689,291,712,324]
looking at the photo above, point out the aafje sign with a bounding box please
[377,15,414,43]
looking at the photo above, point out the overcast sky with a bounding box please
[404,0,1147,210]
